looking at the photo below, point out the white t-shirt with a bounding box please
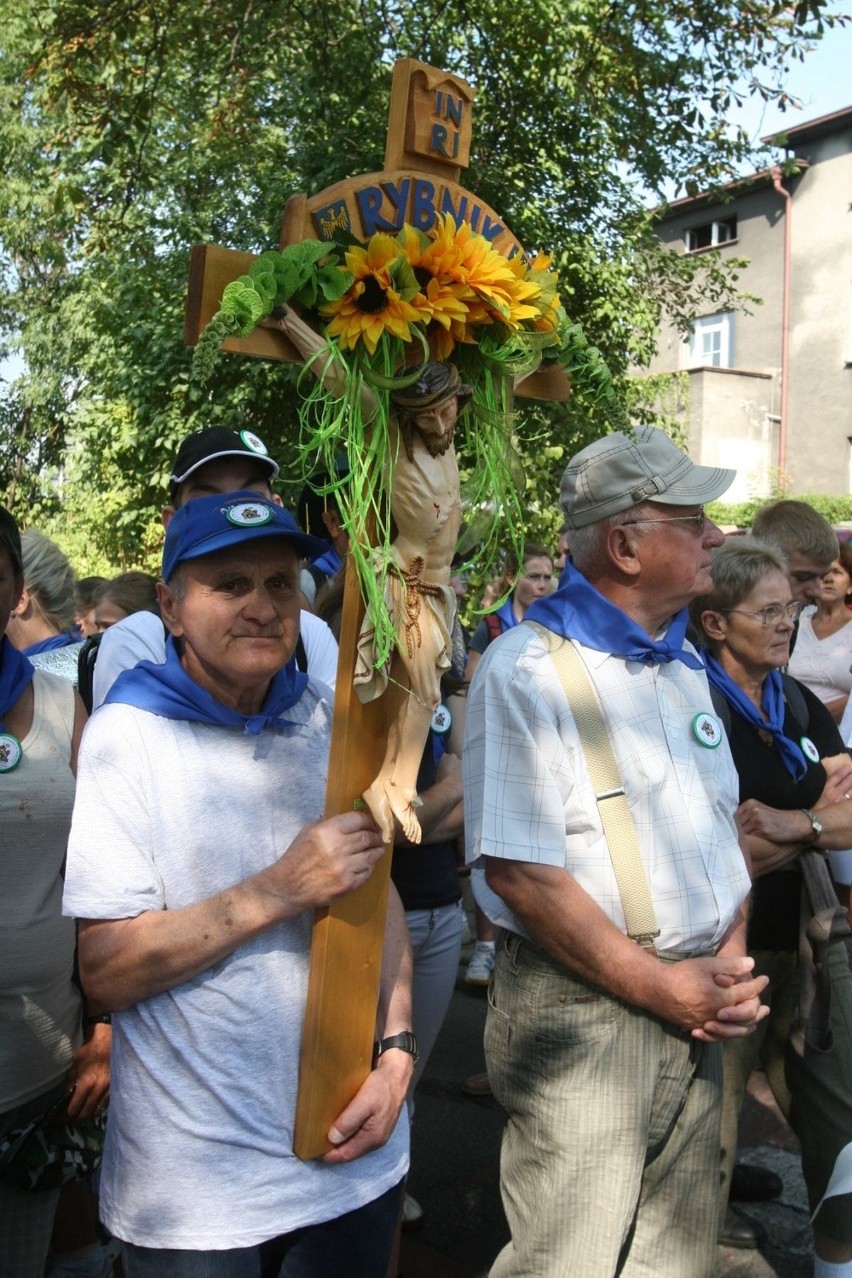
[91,610,338,710]
[788,612,852,706]
[63,689,407,1248]
[463,624,750,954]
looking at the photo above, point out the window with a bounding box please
[684,217,737,252]
[687,313,734,369]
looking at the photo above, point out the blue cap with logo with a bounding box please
[162,491,327,583]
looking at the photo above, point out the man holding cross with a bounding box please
[63,492,413,1278]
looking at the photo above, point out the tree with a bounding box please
[0,0,842,570]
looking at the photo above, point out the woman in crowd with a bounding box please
[463,543,554,986]
[74,578,107,640]
[0,507,110,1278]
[92,571,159,632]
[5,529,81,682]
[789,539,852,723]
[691,536,852,1276]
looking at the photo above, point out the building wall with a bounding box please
[643,115,852,497]
[784,131,852,493]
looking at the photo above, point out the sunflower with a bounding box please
[321,235,422,355]
[421,216,542,330]
[520,251,562,334]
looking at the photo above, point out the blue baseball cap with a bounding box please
[162,491,327,583]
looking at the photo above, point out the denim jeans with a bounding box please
[121,1179,404,1278]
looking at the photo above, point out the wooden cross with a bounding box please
[184,58,570,1160]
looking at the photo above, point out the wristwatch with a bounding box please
[373,1031,419,1067]
[801,808,823,844]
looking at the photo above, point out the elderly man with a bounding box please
[63,492,414,1278]
[464,426,770,1277]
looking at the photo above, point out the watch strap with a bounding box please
[801,808,822,843]
[373,1030,419,1066]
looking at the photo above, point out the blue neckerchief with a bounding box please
[494,597,518,632]
[23,633,76,656]
[703,654,807,780]
[105,637,308,735]
[524,560,704,670]
[311,547,342,578]
[0,636,35,731]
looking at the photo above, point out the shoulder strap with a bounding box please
[780,672,808,731]
[76,633,103,716]
[526,621,660,950]
[295,633,308,674]
[485,612,503,643]
[709,684,731,735]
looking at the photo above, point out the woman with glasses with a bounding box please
[691,536,852,1275]
[789,540,852,725]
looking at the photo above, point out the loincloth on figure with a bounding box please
[354,556,456,704]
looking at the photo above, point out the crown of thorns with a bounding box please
[391,363,473,412]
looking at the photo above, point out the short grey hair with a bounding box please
[569,504,654,579]
[689,536,788,647]
[21,529,77,634]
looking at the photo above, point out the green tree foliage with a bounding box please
[0,0,841,570]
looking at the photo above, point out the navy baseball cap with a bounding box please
[162,492,326,583]
[169,427,279,500]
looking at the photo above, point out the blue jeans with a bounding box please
[121,1180,404,1278]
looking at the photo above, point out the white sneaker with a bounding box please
[465,941,495,986]
[402,1191,424,1231]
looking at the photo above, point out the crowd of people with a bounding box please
[3,406,852,1278]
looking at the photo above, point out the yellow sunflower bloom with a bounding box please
[421,216,542,330]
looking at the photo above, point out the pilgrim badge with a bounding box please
[431,704,452,736]
[692,713,722,749]
[226,502,274,528]
[0,732,23,773]
[239,429,269,456]
[800,736,820,764]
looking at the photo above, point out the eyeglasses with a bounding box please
[622,508,707,535]
[725,601,802,626]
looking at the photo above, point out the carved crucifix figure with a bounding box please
[354,364,468,844]
[271,306,467,844]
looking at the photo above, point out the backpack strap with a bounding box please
[76,633,104,716]
[485,612,503,645]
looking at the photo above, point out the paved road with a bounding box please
[400,928,812,1278]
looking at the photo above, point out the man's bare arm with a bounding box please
[78,812,386,1012]
[267,308,377,417]
[485,857,768,1040]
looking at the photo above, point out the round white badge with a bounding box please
[226,501,274,528]
[0,732,23,773]
[239,429,268,456]
[800,736,820,764]
[692,713,722,749]
[431,704,452,735]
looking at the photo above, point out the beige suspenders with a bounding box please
[526,621,661,950]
